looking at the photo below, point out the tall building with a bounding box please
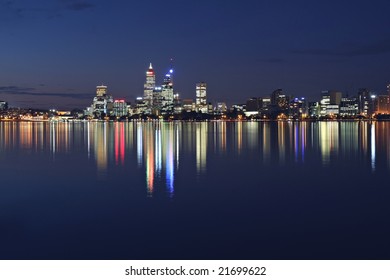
[289,97,308,119]
[319,91,330,116]
[161,67,174,114]
[377,95,390,114]
[91,85,113,118]
[112,99,128,117]
[96,85,108,97]
[358,88,371,116]
[271,89,289,112]
[340,97,358,116]
[246,97,261,112]
[330,91,342,105]
[196,82,207,113]
[0,101,8,111]
[320,90,342,116]
[144,63,155,112]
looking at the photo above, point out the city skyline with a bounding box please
[0,0,390,109]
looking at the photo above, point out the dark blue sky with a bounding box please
[0,0,389,109]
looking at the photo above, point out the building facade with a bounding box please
[196,82,207,113]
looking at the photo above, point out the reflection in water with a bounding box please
[196,123,207,173]
[319,122,339,165]
[278,122,286,165]
[371,123,376,171]
[1,121,390,196]
[262,123,270,163]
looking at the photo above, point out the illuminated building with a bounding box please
[160,67,174,114]
[339,97,359,116]
[215,102,227,115]
[134,97,148,115]
[113,99,128,117]
[289,97,308,119]
[144,63,155,113]
[182,99,194,112]
[320,90,342,116]
[91,85,114,118]
[308,102,320,118]
[152,86,163,114]
[0,101,8,111]
[259,97,271,116]
[96,85,107,97]
[320,91,330,116]
[376,95,390,114]
[173,93,182,114]
[358,88,371,116]
[196,82,207,113]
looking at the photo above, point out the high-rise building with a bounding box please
[196,82,207,113]
[112,99,128,117]
[183,99,194,112]
[358,88,370,116]
[96,85,108,97]
[161,67,174,114]
[319,90,342,116]
[289,97,308,119]
[144,63,155,112]
[271,89,289,113]
[340,97,359,116]
[215,102,227,115]
[0,101,8,111]
[91,84,113,118]
[330,91,342,105]
[246,97,261,112]
[320,91,330,116]
[377,95,390,114]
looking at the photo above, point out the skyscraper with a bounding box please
[196,82,207,113]
[144,63,155,112]
[91,84,113,118]
[161,67,174,114]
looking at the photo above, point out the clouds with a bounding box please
[0,0,95,20]
[292,38,390,57]
[0,85,93,100]
[62,0,95,11]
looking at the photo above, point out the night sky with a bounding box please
[0,0,389,109]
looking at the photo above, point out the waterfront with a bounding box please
[0,121,390,259]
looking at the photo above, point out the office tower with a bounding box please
[0,101,8,111]
[271,89,289,110]
[161,67,174,114]
[196,82,207,113]
[182,99,194,112]
[320,90,342,116]
[246,97,261,112]
[358,88,370,116]
[144,63,155,111]
[377,95,390,114]
[340,97,359,116]
[289,97,308,119]
[330,91,342,105]
[320,91,330,116]
[113,99,128,117]
[96,85,108,97]
[90,84,114,117]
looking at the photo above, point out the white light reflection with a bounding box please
[371,122,376,171]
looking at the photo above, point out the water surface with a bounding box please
[0,121,389,259]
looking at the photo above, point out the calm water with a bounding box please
[0,120,390,259]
